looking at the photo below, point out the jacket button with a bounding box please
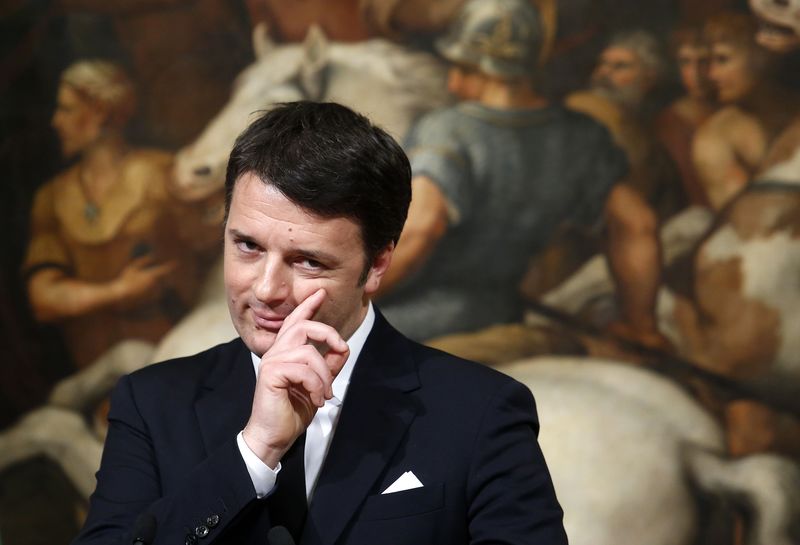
[206,514,220,528]
[185,534,198,545]
[195,525,209,538]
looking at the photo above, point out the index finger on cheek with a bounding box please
[283,288,327,329]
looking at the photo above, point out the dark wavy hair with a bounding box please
[225,101,412,281]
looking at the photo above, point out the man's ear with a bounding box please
[363,242,395,295]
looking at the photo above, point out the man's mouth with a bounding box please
[251,309,287,330]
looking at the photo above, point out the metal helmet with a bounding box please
[436,0,544,79]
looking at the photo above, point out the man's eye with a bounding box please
[236,240,259,252]
[297,257,323,270]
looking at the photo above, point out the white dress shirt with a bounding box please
[237,304,375,500]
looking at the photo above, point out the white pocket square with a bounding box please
[381,471,423,494]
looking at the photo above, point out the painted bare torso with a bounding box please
[692,106,768,211]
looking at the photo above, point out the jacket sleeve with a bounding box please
[466,379,568,545]
[72,375,258,545]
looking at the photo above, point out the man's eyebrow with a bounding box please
[297,248,340,265]
[228,228,255,241]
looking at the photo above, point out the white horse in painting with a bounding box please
[504,357,800,545]
[172,23,451,200]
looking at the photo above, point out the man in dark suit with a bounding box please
[73,101,567,545]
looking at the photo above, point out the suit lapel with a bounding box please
[194,339,256,454]
[303,312,420,545]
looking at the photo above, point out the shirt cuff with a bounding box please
[236,431,281,499]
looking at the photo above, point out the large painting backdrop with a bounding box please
[2,0,799,543]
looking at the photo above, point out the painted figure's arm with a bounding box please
[28,258,176,322]
[604,183,667,347]
[375,175,449,297]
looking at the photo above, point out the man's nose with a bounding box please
[253,258,290,304]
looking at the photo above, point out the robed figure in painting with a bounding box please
[24,60,220,369]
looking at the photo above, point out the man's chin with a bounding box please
[243,328,279,358]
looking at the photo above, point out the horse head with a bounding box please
[173,24,450,200]
[172,23,306,200]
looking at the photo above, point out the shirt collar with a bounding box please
[250,303,375,405]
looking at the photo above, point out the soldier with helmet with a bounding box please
[377,0,668,357]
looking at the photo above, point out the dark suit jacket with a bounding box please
[74,311,567,545]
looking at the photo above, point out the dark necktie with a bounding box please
[267,432,308,542]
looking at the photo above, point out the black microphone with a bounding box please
[131,513,157,545]
[267,525,296,545]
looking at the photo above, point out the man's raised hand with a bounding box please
[242,289,350,468]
